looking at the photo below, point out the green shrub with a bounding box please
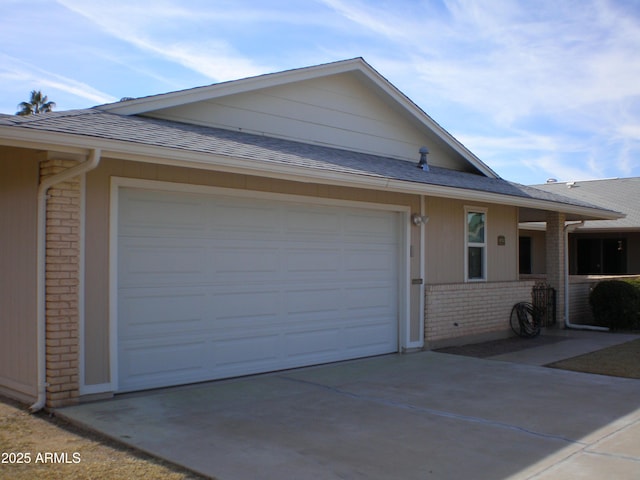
[589,280,640,330]
[624,278,640,291]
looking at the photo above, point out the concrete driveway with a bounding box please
[60,332,640,479]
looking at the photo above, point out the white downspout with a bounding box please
[419,195,426,348]
[563,221,609,332]
[30,149,102,413]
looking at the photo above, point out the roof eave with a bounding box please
[0,127,621,222]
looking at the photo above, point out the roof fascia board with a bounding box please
[0,126,619,220]
[97,58,367,115]
[519,224,638,232]
[0,127,93,155]
[571,226,639,233]
[134,149,623,220]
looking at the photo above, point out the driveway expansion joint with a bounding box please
[278,374,586,446]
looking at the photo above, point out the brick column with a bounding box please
[545,211,566,326]
[41,159,81,407]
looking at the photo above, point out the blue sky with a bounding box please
[1,0,639,185]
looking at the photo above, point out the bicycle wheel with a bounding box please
[510,302,541,338]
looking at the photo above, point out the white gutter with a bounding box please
[563,221,609,332]
[30,149,101,413]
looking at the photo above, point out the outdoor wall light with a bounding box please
[411,214,429,226]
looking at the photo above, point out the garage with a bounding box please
[115,183,403,392]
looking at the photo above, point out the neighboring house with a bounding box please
[0,58,621,409]
[519,178,638,325]
[520,178,640,276]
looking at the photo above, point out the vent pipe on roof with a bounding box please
[417,146,429,171]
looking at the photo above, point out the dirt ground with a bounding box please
[1,336,638,480]
[0,396,206,480]
[547,337,640,378]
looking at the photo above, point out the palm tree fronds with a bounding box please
[15,90,56,116]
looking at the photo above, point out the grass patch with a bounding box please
[547,338,640,379]
[0,396,206,480]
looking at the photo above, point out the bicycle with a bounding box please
[510,302,542,338]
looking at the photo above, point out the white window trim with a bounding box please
[464,206,488,282]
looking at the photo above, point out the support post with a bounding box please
[545,211,566,327]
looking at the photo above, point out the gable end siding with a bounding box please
[145,73,470,171]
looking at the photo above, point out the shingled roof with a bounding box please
[533,178,639,230]
[0,108,622,220]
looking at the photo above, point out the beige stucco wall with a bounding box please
[82,163,521,384]
[83,157,423,387]
[0,147,529,397]
[0,147,39,402]
[424,196,518,284]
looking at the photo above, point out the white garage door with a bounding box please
[117,186,400,392]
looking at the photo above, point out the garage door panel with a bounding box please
[285,287,341,315]
[344,322,397,351]
[213,202,281,233]
[285,208,341,235]
[120,292,205,336]
[121,245,206,276]
[119,340,207,391]
[345,249,395,275]
[284,329,341,358]
[212,335,281,367]
[120,191,206,233]
[211,290,281,322]
[285,248,341,273]
[118,187,400,392]
[213,247,280,275]
[345,285,395,312]
[344,211,397,235]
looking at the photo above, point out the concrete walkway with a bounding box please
[487,328,639,365]
[59,331,640,479]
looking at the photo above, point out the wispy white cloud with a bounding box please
[321,0,640,117]
[1,0,637,183]
[55,0,276,81]
[322,0,640,182]
[456,130,598,181]
[523,154,605,183]
[0,53,117,105]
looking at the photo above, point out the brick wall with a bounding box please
[424,280,537,348]
[545,212,566,323]
[41,159,81,407]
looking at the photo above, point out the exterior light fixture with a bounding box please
[411,214,429,226]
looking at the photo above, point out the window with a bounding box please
[519,236,532,274]
[465,208,487,281]
[576,238,627,274]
